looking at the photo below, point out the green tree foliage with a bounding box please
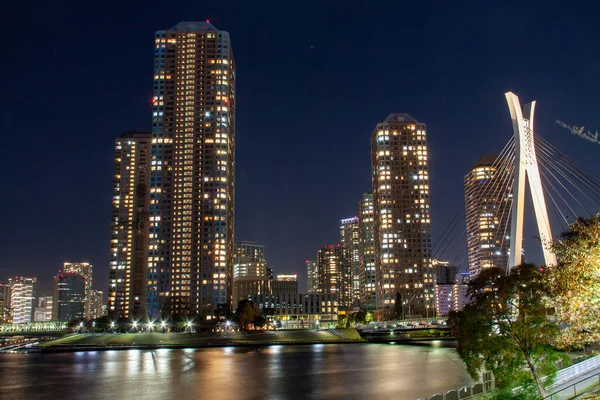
[548,214,600,349]
[234,300,261,330]
[449,264,566,399]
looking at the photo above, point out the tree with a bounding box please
[365,311,375,323]
[234,300,261,330]
[449,264,566,399]
[355,310,367,325]
[548,214,600,349]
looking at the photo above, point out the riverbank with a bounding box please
[34,328,366,352]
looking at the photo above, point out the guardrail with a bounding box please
[551,355,600,388]
[543,372,600,400]
[417,372,493,400]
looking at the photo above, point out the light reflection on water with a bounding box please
[0,344,474,400]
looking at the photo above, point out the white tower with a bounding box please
[505,92,557,270]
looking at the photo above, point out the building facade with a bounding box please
[340,217,360,304]
[371,114,434,318]
[465,154,512,278]
[63,262,93,319]
[306,261,318,293]
[33,296,53,322]
[233,241,266,278]
[90,290,105,320]
[53,272,86,322]
[148,21,236,317]
[232,241,267,304]
[358,192,376,310]
[251,293,338,329]
[108,132,152,319]
[272,275,298,295]
[432,260,458,284]
[316,245,351,308]
[0,282,11,324]
[8,277,36,323]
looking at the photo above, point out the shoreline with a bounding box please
[34,339,368,353]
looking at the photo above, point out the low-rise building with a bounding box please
[251,293,338,329]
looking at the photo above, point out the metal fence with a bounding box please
[543,372,600,399]
[417,372,493,400]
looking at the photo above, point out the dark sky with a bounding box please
[2,1,600,296]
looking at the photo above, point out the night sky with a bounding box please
[2,1,600,296]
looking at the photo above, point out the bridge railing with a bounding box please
[0,322,68,333]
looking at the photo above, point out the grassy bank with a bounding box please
[37,328,365,352]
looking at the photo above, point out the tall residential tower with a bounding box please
[358,192,376,310]
[340,217,360,304]
[464,154,512,278]
[371,114,434,318]
[108,132,152,319]
[147,22,236,316]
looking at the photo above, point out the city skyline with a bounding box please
[3,3,600,296]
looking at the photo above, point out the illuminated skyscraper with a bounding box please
[464,154,512,278]
[148,22,235,316]
[53,271,86,322]
[8,277,36,323]
[340,217,360,303]
[359,192,376,310]
[371,114,434,318]
[108,132,151,320]
[64,262,93,319]
[317,245,351,307]
[306,260,318,293]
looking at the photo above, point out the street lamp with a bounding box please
[132,321,138,332]
[187,320,193,333]
[110,321,115,333]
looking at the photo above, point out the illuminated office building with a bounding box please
[148,22,236,316]
[63,262,93,319]
[464,154,512,278]
[340,217,360,303]
[53,272,86,322]
[108,132,152,319]
[8,277,37,323]
[317,245,351,307]
[358,192,376,309]
[232,241,267,304]
[371,114,434,318]
[272,275,298,295]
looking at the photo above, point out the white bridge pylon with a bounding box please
[505,92,557,270]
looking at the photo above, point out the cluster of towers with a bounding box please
[108,22,235,319]
[107,21,517,321]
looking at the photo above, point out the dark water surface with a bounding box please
[0,343,474,399]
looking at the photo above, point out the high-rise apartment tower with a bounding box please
[371,114,434,318]
[358,192,376,310]
[464,154,512,278]
[148,22,235,316]
[108,132,152,319]
[317,245,351,307]
[340,217,360,304]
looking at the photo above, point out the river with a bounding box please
[0,343,474,399]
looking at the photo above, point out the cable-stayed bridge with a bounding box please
[433,92,600,277]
